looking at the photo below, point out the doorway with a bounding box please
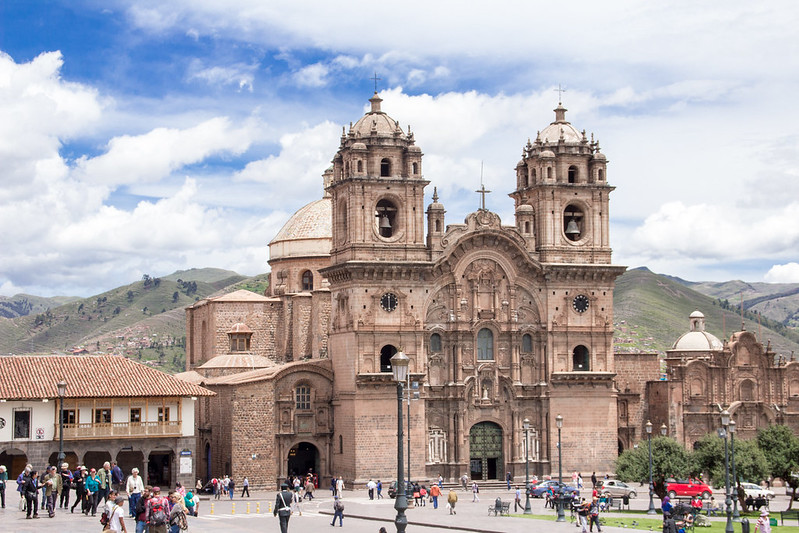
[469,422,503,480]
[287,442,319,479]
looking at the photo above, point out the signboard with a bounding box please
[179,457,192,474]
[179,450,192,456]
[35,427,45,440]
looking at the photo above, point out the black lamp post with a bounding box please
[57,380,67,466]
[391,351,410,533]
[556,414,565,523]
[646,420,655,515]
[720,409,733,533]
[523,418,532,514]
[730,419,739,521]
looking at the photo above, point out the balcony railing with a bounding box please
[57,420,182,439]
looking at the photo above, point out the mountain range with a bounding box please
[1,267,797,373]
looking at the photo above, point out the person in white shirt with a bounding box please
[125,468,144,518]
[108,495,127,533]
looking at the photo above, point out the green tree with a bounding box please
[615,436,694,500]
[172,291,179,303]
[757,425,799,509]
[127,290,134,302]
[694,433,768,507]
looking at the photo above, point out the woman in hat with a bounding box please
[756,509,772,533]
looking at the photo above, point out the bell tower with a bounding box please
[327,92,429,264]
[321,93,430,485]
[509,103,612,264]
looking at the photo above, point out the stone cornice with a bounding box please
[321,261,433,284]
[542,264,626,283]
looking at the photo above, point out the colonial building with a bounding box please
[186,93,626,488]
[0,355,213,487]
[647,311,799,448]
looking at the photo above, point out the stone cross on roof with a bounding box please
[371,72,381,93]
[475,183,491,211]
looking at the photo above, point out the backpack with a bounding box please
[100,510,109,526]
[150,497,167,526]
[334,500,344,512]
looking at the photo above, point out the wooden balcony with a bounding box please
[57,420,182,440]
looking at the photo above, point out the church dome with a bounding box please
[351,93,404,137]
[672,310,723,351]
[592,152,607,161]
[269,198,332,260]
[540,150,556,158]
[352,142,367,150]
[538,104,583,144]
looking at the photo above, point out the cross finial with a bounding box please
[475,162,491,211]
[371,72,381,93]
[554,84,566,104]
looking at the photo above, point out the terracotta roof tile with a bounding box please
[0,355,214,400]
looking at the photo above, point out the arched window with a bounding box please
[532,168,537,180]
[568,165,578,183]
[523,174,529,187]
[522,334,533,353]
[301,270,313,291]
[229,333,251,352]
[564,204,584,241]
[339,435,343,454]
[740,380,755,401]
[573,345,590,371]
[547,167,552,179]
[435,219,441,232]
[295,385,311,410]
[598,169,604,181]
[477,328,494,360]
[430,333,442,353]
[357,160,363,173]
[524,221,531,233]
[338,199,348,243]
[375,199,398,238]
[380,158,391,177]
[412,162,418,175]
[380,345,398,373]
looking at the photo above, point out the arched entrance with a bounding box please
[117,450,144,481]
[205,442,211,482]
[148,448,174,487]
[84,450,112,470]
[469,422,503,481]
[287,442,319,479]
[0,449,28,477]
[48,451,79,470]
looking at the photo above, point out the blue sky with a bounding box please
[2,0,799,297]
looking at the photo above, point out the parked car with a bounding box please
[597,479,637,499]
[740,482,774,499]
[665,478,712,499]
[388,480,413,499]
[529,480,579,498]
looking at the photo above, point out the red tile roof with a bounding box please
[0,354,214,400]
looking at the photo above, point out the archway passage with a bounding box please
[287,442,319,479]
[117,450,144,482]
[84,450,112,471]
[148,450,173,487]
[469,422,503,481]
[0,449,28,477]
[48,451,79,470]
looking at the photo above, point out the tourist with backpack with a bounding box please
[331,495,344,526]
[106,495,128,533]
[147,486,170,533]
[168,491,188,533]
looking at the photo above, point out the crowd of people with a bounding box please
[3,461,199,532]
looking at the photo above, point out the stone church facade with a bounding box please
[183,93,628,489]
[647,311,799,448]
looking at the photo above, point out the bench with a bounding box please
[488,500,511,516]
[781,510,799,526]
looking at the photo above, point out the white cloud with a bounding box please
[765,263,799,283]
[73,116,259,186]
[187,60,257,91]
[233,121,339,198]
[293,63,329,88]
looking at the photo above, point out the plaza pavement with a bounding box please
[1,486,779,533]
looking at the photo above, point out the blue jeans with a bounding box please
[136,520,148,533]
[129,492,141,517]
[331,509,343,526]
[169,524,180,533]
[432,495,438,508]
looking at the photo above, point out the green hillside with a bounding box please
[0,294,81,319]
[614,268,799,357]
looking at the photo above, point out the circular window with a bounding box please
[380,293,398,312]
[572,294,589,313]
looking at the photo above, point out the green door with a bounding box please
[469,422,503,480]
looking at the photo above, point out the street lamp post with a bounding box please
[646,421,656,515]
[720,409,733,533]
[660,423,667,437]
[556,414,565,523]
[730,419,739,521]
[523,418,532,514]
[57,380,67,466]
[390,351,410,533]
